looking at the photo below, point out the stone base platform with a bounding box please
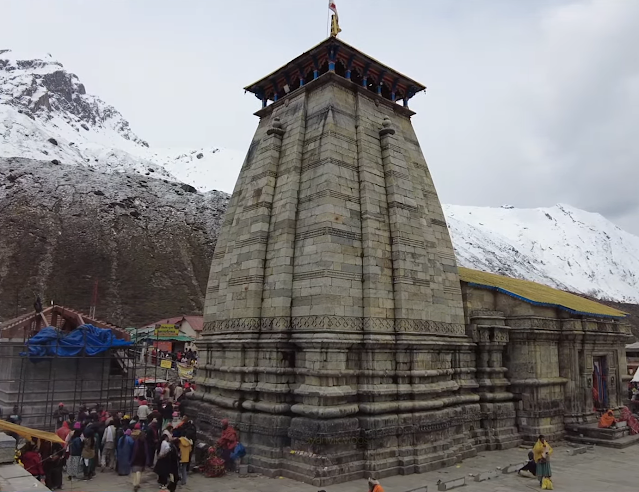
[565,422,639,448]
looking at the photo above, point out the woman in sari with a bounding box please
[533,435,553,487]
[598,409,617,428]
[620,406,639,435]
[67,429,83,481]
[117,429,134,476]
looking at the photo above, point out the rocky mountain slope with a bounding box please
[0,49,242,192]
[0,157,228,326]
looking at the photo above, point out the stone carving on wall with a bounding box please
[204,317,466,335]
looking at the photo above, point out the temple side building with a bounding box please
[191,35,633,486]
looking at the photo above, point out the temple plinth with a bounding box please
[191,35,633,486]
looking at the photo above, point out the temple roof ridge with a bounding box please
[244,36,426,109]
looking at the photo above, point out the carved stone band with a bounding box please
[202,316,466,336]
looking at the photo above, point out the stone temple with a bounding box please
[190,36,633,486]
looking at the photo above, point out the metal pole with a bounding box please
[71,357,79,422]
[99,345,106,413]
[78,329,86,417]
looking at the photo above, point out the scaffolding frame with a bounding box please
[1,314,139,431]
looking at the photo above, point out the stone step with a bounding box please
[565,432,639,449]
[565,424,629,440]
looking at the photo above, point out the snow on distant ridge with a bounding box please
[445,203,639,303]
[0,49,242,193]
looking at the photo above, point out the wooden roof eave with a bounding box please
[244,37,425,95]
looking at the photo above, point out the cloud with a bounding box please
[0,0,636,233]
[422,0,639,233]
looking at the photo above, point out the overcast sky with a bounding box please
[2,0,638,233]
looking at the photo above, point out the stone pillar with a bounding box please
[351,98,400,476]
[469,311,520,450]
[559,319,586,425]
[507,317,567,442]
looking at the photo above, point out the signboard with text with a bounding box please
[160,359,173,369]
[154,324,179,337]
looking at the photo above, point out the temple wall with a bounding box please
[195,74,483,486]
[194,69,632,486]
[461,286,633,442]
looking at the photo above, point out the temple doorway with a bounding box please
[593,356,609,411]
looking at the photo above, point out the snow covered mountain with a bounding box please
[445,203,639,303]
[2,49,638,308]
[0,49,243,192]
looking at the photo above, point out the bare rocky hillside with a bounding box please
[0,157,228,326]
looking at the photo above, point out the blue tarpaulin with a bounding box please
[21,324,132,361]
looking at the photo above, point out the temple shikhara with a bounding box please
[191,32,633,486]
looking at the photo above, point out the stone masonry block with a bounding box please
[473,469,500,482]
[405,486,428,492]
[437,477,466,490]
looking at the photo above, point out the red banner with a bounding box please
[153,341,173,352]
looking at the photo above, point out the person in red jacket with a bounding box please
[216,419,238,470]
[21,442,45,482]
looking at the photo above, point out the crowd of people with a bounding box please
[10,390,196,491]
[10,378,249,491]
[146,348,198,369]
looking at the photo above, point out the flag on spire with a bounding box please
[329,0,341,37]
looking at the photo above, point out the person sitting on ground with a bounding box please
[518,450,536,477]
[620,406,639,434]
[368,477,384,492]
[216,419,238,470]
[598,409,617,428]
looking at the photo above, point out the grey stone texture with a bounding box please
[473,469,499,482]
[0,341,133,430]
[0,462,50,492]
[437,477,465,490]
[0,433,15,465]
[194,66,633,486]
[37,444,639,492]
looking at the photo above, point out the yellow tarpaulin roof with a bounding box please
[0,419,65,444]
[458,267,627,319]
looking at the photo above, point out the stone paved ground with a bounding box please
[60,445,635,492]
